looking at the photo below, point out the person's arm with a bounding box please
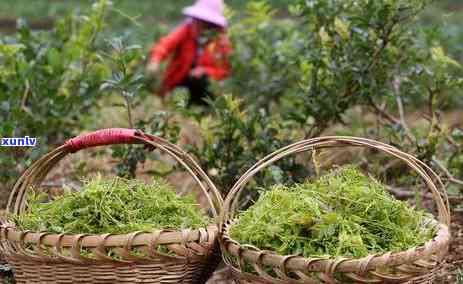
[148,23,189,63]
[146,24,189,77]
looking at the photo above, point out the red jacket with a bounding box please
[149,20,232,96]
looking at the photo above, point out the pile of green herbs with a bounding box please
[12,176,211,234]
[230,166,436,258]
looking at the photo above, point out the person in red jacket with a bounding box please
[146,0,231,106]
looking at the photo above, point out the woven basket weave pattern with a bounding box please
[0,128,223,284]
[219,136,451,284]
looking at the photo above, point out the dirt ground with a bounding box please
[435,209,463,283]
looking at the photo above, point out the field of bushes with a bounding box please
[0,0,462,283]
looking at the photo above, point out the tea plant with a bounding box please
[182,95,309,197]
[0,0,111,200]
[223,0,463,195]
[98,36,181,178]
[226,0,462,134]
[224,2,303,108]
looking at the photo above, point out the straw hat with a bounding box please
[183,0,227,28]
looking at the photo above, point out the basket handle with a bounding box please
[221,136,450,230]
[65,128,139,153]
[8,128,223,219]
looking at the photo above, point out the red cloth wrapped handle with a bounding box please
[65,128,139,153]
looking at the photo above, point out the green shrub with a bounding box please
[12,176,210,234]
[230,166,436,258]
[215,0,463,203]
[227,0,462,131]
[0,0,111,197]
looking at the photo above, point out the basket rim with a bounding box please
[0,224,219,264]
[1,224,218,249]
[221,219,450,274]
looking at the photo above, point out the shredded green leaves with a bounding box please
[230,166,436,258]
[12,176,211,234]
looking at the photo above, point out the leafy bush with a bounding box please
[227,0,462,134]
[183,95,309,196]
[99,37,180,178]
[224,2,303,107]
[107,0,462,201]
[220,0,463,199]
[0,0,111,190]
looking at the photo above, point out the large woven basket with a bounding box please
[220,136,451,284]
[0,128,223,284]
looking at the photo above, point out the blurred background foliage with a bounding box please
[1,0,461,49]
[0,1,462,281]
[0,0,289,44]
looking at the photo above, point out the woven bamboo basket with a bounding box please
[220,136,451,284]
[0,128,223,284]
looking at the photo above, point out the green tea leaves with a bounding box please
[334,18,350,40]
[431,46,461,68]
[12,176,211,234]
[230,166,436,258]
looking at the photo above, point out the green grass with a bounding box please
[0,0,189,21]
[230,166,436,258]
[0,0,289,20]
[1,0,461,49]
[0,0,288,42]
[12,176,211,234]
[0,0,194,45]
